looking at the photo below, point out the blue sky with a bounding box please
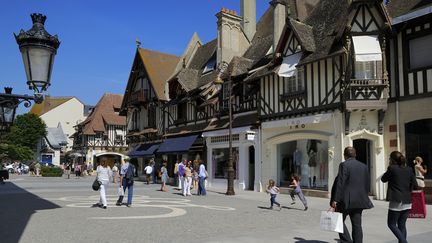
[0,0,269,113]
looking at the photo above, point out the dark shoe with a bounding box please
[92,203,101,208]
[103,206,107,209]
[291,201,296,205]
[304,206,308,211]
[116,202,122,206]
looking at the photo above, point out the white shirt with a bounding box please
[97,166,112,184]
[144,165,153,174]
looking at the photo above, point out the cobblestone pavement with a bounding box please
[1,174,431,243]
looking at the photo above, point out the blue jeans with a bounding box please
[198,176,206,195]
[387,209,409,243]
[121,178,134,205]
[270,194,280,208]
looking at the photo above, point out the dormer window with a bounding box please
[202,56,216,75]
[278,52,304,94]
[352,35,383,79]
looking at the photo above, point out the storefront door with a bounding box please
[248,146,255,190]
[353,139,372,192]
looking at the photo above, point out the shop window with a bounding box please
[409,34,432,70]
[277,139,328,189]
[212,147,239,179]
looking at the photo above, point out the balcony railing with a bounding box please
[128,89,147,106]
[345,78,388,110]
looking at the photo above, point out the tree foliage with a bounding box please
[0,113,46,162]
[0,143,34,161]
[5,113,47,149]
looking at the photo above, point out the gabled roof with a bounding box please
[175,39,218,92]
[46,124,68,149]
[29,96,78,116]
[386,0,432,18]
[243,5,274,69]
[138,48,180,100]
[289,19,316,52]
[80,93,125,135]
[297,0,351,64]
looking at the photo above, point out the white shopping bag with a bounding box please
[320,210,344,233]
[117,186,124,196]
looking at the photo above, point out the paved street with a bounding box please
[0,174,431,243]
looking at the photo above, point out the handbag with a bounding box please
[117,186,125,196]
[320,209,344,233]
[409,190,426,218]
[92,178,101,191]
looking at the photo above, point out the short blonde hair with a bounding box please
[123,156,130,162]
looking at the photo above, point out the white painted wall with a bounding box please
[40,98,86,151]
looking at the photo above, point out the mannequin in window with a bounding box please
[318,147,328,187]
[293,148,302,175]
[308,149,317,188]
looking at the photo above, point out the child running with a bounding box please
[289,174,308,211]
[266,179,281,210]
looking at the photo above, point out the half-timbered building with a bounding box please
[385,0,432,201]
[244,0,392,199]
[162,2,271,190]
[72,93,127,168]
[120,48,179,175]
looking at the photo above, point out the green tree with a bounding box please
[5,113,47,149]
[0,143,34,161]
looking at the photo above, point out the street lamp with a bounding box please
[0,13,60,132]
[215,61,235,195]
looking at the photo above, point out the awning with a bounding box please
[202,126,253,137]
[262,113,332,129]
[277,52,302,77]
[352,36,382,62]
[128,143,160,158]
[157,135,199,154]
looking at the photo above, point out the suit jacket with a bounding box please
[334,158,374,210]
[381,164,418,204]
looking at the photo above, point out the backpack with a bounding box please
[125,164,134,184]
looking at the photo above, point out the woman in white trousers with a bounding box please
[96,159,112,209]
[183,161,193,196]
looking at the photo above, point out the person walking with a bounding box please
[381,151,418,243]
[289,174,308,211]
[174,161,179,188]
[160,161,169,192]
[151,160,157,184]
[112,163,119,183]
[197,162,207,196]
[178,160,186,191]
[144,163,153,185]
[94,159,112,209]
[183,161,193,196]
[266,179,281,210]
[413,156,427,189]
[65,163,71,179]
[116,156,134,207]
[331,146,374,243]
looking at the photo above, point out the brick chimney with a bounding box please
[271,0,287,53]
[216,8,250,65]
[241,0,256,41]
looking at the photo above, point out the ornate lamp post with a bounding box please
[0,13,60,133]
[215,61,235,195]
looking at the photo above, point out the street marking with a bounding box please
[49,195,235,220]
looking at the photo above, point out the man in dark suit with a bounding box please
[331,146,374,243]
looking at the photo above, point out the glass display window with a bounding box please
[212,147,239,179]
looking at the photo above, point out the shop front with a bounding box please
[260,113,343,196]
[203,126,260,191]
